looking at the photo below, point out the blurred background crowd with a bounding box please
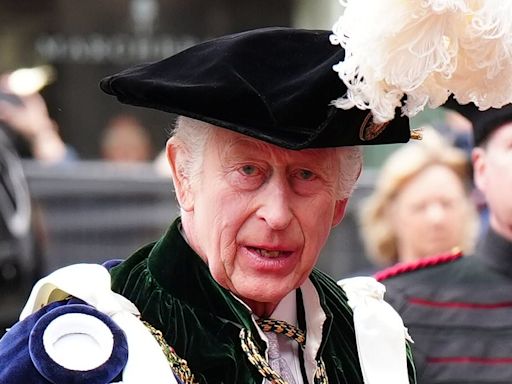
[0,0,486,333]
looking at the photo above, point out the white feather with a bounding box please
[331,0,512,122]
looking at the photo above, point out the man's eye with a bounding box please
[297,169,314,180]
[240,165,257,175]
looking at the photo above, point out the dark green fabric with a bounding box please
[111,218,416,383]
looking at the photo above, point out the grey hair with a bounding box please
[171,116,362,199]
[336,146,362,199]
[169,116,215,186]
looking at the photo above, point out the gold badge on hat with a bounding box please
[359,112,390,141]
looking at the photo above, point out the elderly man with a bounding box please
[377,102,512,384]
[0,28,415,384]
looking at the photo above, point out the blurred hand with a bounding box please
[0,92,52,139]
[0,92,66,163]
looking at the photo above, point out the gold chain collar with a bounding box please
[144,318,328,384]
[143,321,198,384]
[240,318,329,384]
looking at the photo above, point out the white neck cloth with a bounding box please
[338,276,412,384]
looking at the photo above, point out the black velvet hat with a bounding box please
[100,27,411,149]
[444,97,512,146]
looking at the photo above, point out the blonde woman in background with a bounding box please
[359,127,479,268]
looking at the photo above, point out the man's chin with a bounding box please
[234,284,291,313]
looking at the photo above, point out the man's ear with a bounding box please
[166,138,194,211]
[472,147,486,193]
[332,198,349,227]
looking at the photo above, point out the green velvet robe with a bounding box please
[110,219,416,383]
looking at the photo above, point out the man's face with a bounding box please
[180,128,348,311]
[473,122,512,240]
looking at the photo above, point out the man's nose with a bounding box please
[256,178,294,230]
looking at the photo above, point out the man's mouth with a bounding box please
[249,247,290,258]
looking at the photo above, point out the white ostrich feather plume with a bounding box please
[331,0,512,122]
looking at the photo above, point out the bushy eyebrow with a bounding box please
[217,132,339,177]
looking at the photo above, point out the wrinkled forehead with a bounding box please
[210,125,340,165]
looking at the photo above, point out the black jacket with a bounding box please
[379,229,512,384]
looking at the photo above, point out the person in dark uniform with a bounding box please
[0,28,416,384]
[377,101,512,384]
